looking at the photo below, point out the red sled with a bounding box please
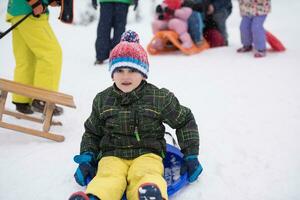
[266,31,286,52]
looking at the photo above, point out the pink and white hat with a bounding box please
[109,30,149,78]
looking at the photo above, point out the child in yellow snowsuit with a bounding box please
[69,30,203,200]
[6,0,63,115]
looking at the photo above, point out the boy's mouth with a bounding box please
[122,82,132,86]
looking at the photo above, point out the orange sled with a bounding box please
[147,31,210,55]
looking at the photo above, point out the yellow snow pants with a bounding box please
[10,14,62,103]
[86,153,168,200]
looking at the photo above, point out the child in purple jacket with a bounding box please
[237,0,271,58]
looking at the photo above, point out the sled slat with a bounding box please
[0,78,75,142]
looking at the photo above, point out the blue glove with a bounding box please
[73,152,97,186]
[180,155,203,183]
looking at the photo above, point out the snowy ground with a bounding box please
[1,0,300,200]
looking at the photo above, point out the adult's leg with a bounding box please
[11,15,62,101]
[111,3,129,49]
[11,16,35,103]
[86,156,128,200]
[126,153,167,200]
[251,15,267,51]
[95,3,114,61]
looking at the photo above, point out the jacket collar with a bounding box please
[112,80,147,106]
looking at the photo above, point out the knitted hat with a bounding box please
[109,30,149,78]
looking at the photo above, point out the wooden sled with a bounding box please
[0,78,76,142]
[147,31,210,55]
[266,30,286,52]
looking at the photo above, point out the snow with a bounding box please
[1,0,300,199]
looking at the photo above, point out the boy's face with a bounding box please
[112,67,145,93]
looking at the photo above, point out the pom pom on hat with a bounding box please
[120,30,140,43]
[109,30,149,78]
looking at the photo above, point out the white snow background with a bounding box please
[1,0,300,199]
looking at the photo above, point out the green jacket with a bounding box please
[99,0,133,4]
[6,0,50,21]
[80,81,200,160]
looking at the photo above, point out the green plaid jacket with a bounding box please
[80,81,199,160]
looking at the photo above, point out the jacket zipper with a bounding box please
[134,109,140,142]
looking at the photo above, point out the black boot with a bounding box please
[13,102,34,114]
[31,99,64,116]
[138,184,163,200]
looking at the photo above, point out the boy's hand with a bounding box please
[73,152,97,186]
[180,155,203,183]
[26,0,46,17]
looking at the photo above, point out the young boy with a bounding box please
[69,30,202,200]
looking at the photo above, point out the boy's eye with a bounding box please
[129,68,138,73]
[116,68,124,73]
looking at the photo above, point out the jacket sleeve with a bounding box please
[80,95,104,155]
[161,89,199,156]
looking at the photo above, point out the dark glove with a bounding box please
[180,155,203,183]
[26,0,46,17]
[133,0,139,11]
[73,152,97,186]
[155,5,163,14]
[91,0,98,10]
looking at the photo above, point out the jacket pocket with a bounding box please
[139,108,162,132]
[99,108,120,129]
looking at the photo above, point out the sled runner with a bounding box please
[0,78,76,142]
[266,31,286,52]
[147,31,210,55]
